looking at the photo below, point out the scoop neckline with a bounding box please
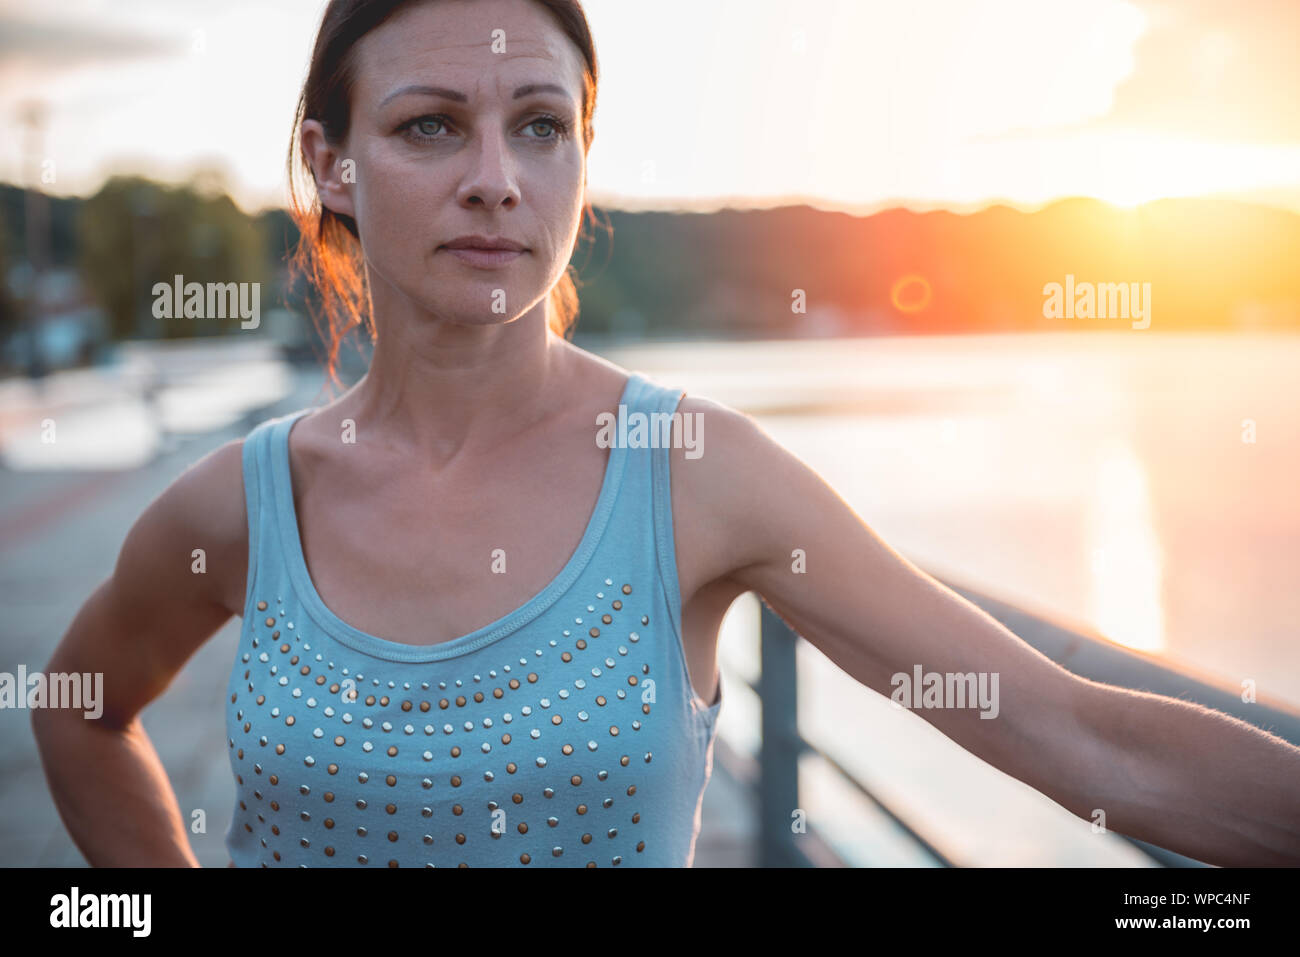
[271,373,639,663]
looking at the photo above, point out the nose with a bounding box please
[456,121,521,211]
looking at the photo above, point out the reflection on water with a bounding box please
[1087,441,1165,653]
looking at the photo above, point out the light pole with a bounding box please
[19,99,50,387]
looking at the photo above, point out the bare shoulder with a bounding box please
[42,435,251,728]
[665,392,808,585]
[191,436,253,616]
[124,436,250,618]
[670,393,800,508]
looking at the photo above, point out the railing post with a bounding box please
[759,601,808,866]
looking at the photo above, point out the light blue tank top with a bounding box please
[225,372,723,867]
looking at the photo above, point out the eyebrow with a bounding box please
[379,83,572,108]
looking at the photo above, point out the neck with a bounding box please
[343,292,574,469]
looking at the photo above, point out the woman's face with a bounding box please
[316,0,587,328]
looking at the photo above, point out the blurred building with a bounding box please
[3,265,109,374]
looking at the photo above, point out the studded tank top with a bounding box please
[225,372,723,867]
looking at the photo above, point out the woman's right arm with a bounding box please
[30,438,250,867]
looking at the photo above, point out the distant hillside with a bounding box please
[3,180,1296,339]
[579,198,1300,335]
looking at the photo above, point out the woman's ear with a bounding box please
[300,119,357,220]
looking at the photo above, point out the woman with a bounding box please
[32,0,1300,868]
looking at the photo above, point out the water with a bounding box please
[600,331,1300,864]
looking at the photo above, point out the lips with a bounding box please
[437,237,527,269]
[441,235,526,252]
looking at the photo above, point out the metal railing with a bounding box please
[747,569,1300,868]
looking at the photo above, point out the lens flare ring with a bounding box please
[890,274,932,314]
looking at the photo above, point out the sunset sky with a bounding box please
[1,0,1298,214]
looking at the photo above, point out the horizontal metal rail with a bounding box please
[750,571,1300,867]
[737,663,954,866]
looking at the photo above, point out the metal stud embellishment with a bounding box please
[229,580,689,867]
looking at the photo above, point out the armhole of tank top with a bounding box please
[239,422,263,622]
[649,385,715,717]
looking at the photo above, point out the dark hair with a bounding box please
[286,0,601,391]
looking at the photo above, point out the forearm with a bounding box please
[1081,681,1300,866]
[32,711,200,867]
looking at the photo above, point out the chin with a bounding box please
[414,289,539,326]
[433,262,549,310]
[441,311,521,327]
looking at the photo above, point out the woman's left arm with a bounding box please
[675,398,1300,865]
